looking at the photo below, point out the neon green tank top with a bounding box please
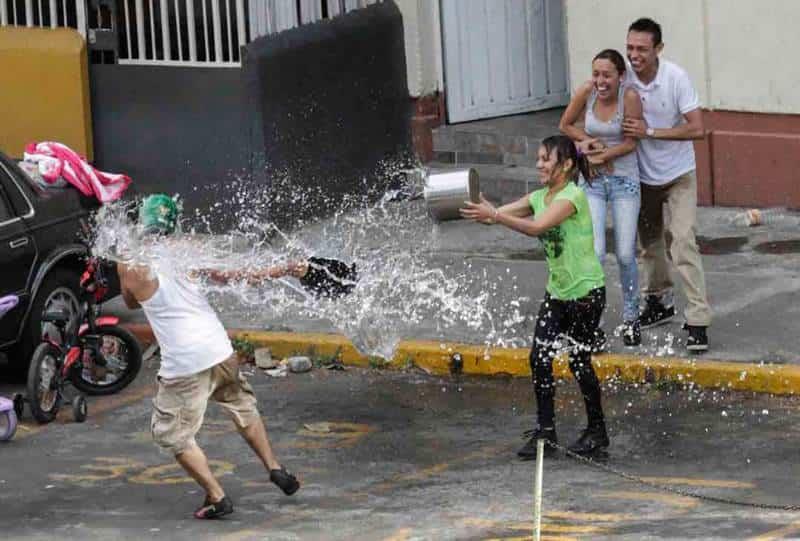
[529,182,604,300]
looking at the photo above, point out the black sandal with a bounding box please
[194,495,233,519]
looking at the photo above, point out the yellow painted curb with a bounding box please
[123,324,800,395]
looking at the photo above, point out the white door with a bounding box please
[441,0,569,123]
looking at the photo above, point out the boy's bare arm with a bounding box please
[118,263,157,309]
[198,261,309,285]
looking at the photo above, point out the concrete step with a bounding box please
[431,107,564,169]
[431,131,540,168]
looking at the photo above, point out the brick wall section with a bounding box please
[696,110,800,209]
[411,92,445,162]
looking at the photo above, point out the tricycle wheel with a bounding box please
[12,393,25,419]
[72,394,88,423]
[0,410,17,441]
[27,342,62,424]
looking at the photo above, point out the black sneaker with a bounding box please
[640,295,675,329]
[517,427,558,460]
[567,424,609,456]
[622,320,641,347]
[683,324,709,353]
[270,467,300,495]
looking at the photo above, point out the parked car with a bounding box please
[0,150,104,373]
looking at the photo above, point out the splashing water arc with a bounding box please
[90,169,536,360]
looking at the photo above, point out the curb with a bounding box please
[123,323,800,396]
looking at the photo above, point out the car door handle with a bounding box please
[9,237,29,249]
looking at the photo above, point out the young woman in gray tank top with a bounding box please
[559,49,644,346]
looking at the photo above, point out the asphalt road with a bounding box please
[2,359,800,540]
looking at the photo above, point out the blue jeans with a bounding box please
[579,175,640,322]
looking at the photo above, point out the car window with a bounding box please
[0,159,34,218]
[0,188,14,223]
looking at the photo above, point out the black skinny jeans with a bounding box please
[529,287,606,429]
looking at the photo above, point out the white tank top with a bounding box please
[140,269,233,378]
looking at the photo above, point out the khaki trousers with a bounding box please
[638,170,712,326]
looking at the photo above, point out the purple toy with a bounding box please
[0,295,19,318]
[0,295,21,440]
[0,396,17,441]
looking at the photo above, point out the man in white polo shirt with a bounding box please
[621,17,711,352]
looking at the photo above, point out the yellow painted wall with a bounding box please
[0,27,92,159]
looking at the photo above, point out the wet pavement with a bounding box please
[2,360,800,540]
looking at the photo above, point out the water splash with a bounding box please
[91,174,530,360]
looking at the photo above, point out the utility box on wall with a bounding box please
[0,27,93,160]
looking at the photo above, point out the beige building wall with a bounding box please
[705,0,800,113]
[564,0,800,115]
[564,0,708,104]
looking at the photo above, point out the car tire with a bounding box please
[17,267,82,370]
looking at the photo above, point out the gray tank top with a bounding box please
[584,85,639,182]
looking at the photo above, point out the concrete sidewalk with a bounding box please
[108,201,800,394]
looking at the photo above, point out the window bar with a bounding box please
[148,0,156,59]
[265,0,273,34]
[62,0,68,27]
[201,0,210,61]
[134,0,145,59]
[1,0,7,25]
[235,0,245,60]
[174,0,183,60]
[123,0,132,57]
[49,0,57,27]
[224,0,233,62]
[75,0,86,36]
[326,0,342,18]
[185,0,196,61]
[210,0,222,62]
[25,0,33,26]
[159,0,170,60]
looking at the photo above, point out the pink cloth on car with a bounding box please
[24,141,131,202]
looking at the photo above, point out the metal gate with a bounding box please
[440,0,569,123]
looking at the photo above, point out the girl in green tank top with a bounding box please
[461,135,611,458]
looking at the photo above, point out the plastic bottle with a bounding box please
[732,208,800,227]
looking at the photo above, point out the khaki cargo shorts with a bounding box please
[151,355,260,455]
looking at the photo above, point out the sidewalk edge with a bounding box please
[123,324,800,395]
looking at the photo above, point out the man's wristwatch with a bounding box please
[646,127,655,138]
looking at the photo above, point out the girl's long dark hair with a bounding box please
[540,135,592,185]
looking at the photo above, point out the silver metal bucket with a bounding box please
[423,168,480,222]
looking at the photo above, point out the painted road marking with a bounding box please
[382,528,412,541]
[218,508,316,541]
[50,457,144,484]
[128,460,234,485]
[484,537,577,541]
[639,476,755,489]
[462,515,609,538]
[287,421,376,449]
[600,489,699,509]
[368,444,508,494]
[16,382,155,440]
[50,456,235,486]
[749,520,800,541]
[544,511,633,522]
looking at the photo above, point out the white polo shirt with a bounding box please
[627,59,700,185]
